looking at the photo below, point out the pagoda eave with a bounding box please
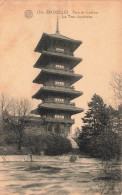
[32,87,83,100]
[31,103,83,115]
[34,33,82,53]
[34,51,82,69]
[30,110,75,124]
[33,69,83,84]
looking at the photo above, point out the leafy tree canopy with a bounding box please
[81,94,117,136]
[77,94,120,160]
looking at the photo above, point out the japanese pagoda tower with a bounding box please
[32,19,83,137]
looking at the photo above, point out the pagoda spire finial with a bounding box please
[56,16,59,34]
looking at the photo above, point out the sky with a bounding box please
[0,0,121,132]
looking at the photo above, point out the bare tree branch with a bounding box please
[0,93,32,151]
[110,72,122,106]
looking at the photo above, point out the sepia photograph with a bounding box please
[0,0,121,194]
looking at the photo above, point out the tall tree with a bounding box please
[82,94,110,136]
[78,94,120,159]
[0,93,32,151]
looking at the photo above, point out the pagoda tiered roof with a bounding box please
[32,20,83,132]
[32,86,83,100]
[35,32,82,53]
[34,51,82,69]
[33,68,83,85]
[31,102,83,115]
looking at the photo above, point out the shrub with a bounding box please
[4,131,18,145]
[78,129,121,160]
[92,130,121,160]
[26,131,49,154]
[45,135,72,155]
[26,133,72,155]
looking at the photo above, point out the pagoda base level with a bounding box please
[42,122,71,137]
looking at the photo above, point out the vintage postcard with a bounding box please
[0,0,121,195]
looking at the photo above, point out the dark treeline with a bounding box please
[77,94,121,160]
[0,91,121,158]
[0,94,72,155]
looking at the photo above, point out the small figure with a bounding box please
[69,155,77,163]
[40,151,44,156]
[28,154,33,162]
[2,155,7,162]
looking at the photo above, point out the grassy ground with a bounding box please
[0,145,83,156]
[0,145,31,155]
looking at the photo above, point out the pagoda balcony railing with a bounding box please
[42,117,74,124]
[44,67,75,73]
[47,48,74,56]
[42,101,75,107]
[52,68,75,73]
[44,84,75,90]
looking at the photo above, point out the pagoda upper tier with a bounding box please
[34,51,82,69]
[31,102,83,115]
[32,85,83,100]
[33,68,83,85]
[34,32,82,54]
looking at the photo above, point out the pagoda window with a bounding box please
[55,115,64,119]
[55,81,64,86]
[56,47,64,52]
[54,98,64,103]
[55,64,64,69]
